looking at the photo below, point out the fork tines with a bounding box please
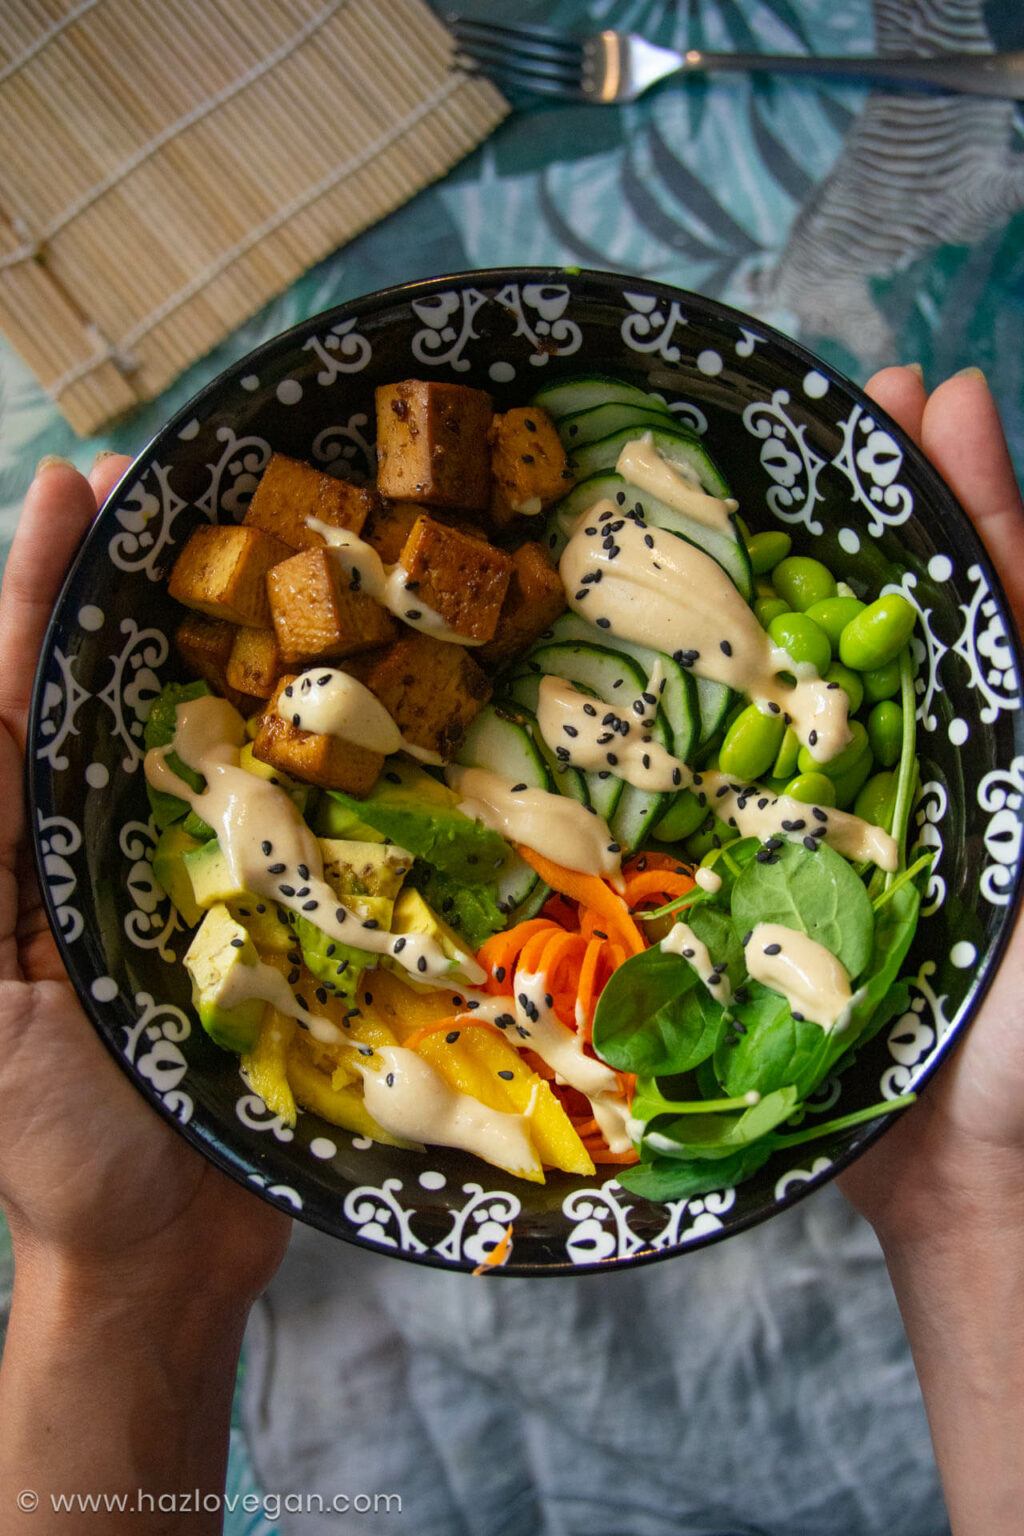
[447,14,586,97]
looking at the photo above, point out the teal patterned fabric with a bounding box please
[1,2,1022,1531]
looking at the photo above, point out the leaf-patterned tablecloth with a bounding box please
[2,2,1022,1531]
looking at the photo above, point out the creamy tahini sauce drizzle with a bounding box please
[559,500,850,763]
[306,516,483,647]
[744,922,854,1032]
[358,1045,542,1175]
[144,695,485,988]
[509,972,634,1153]
[277,667,402,754]
[661,921,732,1004]
[615,435,739,533]
[213,952,344,1045]
[697,770,898,872]
[535,668,688,795]
[445,764,623,881]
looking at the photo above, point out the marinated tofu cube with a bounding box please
[244,452,375,550]
[362,499,423,565]
[252,676,385,796]
[396,516,513,643]
[168,523,290,627]
[267,547,397,666]
[226,625,283,699]
[489,406,572,528]
[174,612,261,715]
[476,542,568,666]
[360,632,491,761]
[375,380,493,510]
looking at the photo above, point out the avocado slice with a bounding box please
[152,824,206,927]
[311,796,387,843]
[144,680,215,834]
[386,888,480,990]
[319,839,413,905]
[324,759,511,885]
[239,741,310,816]
[183,839,250,909]
[184,903,266,1052]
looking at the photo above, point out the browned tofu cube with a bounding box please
[267,547,396,666]
[244,452,375,551]
[168,523,290,627]
[396,517,513,644]
[476,543,568,666]
[375,380,493,510]
[488,406,572,529]
[226,625,283,699]
[252,677,384,795]
[362,499,423,565]
[361,633,491,760]
[173,613,261,715]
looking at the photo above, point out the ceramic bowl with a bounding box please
[29,269,1024,1273]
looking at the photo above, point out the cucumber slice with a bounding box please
[456,704,551,791]
[496,695,589,806]
[544,612,699,764]
[528,642,667,850]
[557,400,673,450]
[509,656,622,823]
[569,425,731,499]
[531,375,668,422]
[546,470,752,601]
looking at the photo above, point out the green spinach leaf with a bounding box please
[644,1084,799,1160]
[616,1141,775,1202]
[592,945,727,1076]
[731,839,875,979]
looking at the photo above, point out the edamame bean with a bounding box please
[854,770,897,831]
[683,812,734,861]
[832,749,875,810]
[768,612,832,677]
[783,771,837,808]
[772,556,838,613]
[861,656,902,703]
[756,576,779,598]
[746,529,792,576]
[754,596,788,629]
[772,727,800,781]
[839,593,916,671]
[797,720,870,780]
[867,701,903,768]
[735,514,752,541]
[824,661,864,715]
[652,789,706,842]
[805,595,866,648]
[719,703,786,780]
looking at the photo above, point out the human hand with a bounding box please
[0,456,291,1305]
[839,368,1024,1251]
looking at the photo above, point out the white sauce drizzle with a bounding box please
[358,1045,542,1175]
[661,921,732,1004]
[559,500,850,763]
[615,434,739,532]
[695,866,722,894]
[144,695,485,988]
[305,516,484,647]
[697,770,898,873]
[277,667,401,754]
[535,669,686,795]
[211,951,345,1045]
[445,764,623,881]
[744,922,855,1033]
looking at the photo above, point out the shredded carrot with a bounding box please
[623,851,693,878]
[472,1222,514,1276]
[575,937,607,1036]
[622,869,696,908]
[476,918,560,991]
[402,1016,504,1052]
[516,846,646,956]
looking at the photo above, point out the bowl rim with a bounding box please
[27,266,1024,1274]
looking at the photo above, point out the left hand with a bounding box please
[0,455,291,1304]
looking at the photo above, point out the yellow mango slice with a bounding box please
[241,1007,298,1126]
[361,967,472,1043]
[285,1049,418,1149]
[415,1027,595,1177]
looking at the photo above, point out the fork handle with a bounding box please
[683,48,1024,100]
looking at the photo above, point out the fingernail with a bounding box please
[954,366,986,382]
[35,454,75,476]
[903,362,924,381]
[92,448,119,468]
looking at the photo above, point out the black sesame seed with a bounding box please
[279,884,295,897]
[764,942,782,955]
[607,752,618,765]
[597,617,611,629]
[583,703,597,716]
[511,782,527,793]
[564,724,578,738]
[767,701,781,714]
[608,842,621,853]
[642,753,651,770]
[445,1030,460,1044]
[284,685,294,698]
[393,937,406,953]
[521,452,535,464]
[406,609,422,621]
[261,840,272,856]
[417,956,427,973]
[362,918,379,930]
[294,994,309,1012]
[708,974,721,986]
[230,937,245,949]
[813,807,828,822]
[316,987,328,1004]
[268,862,285,875]
[302,899,318,912]
[792,1012,805,1023]
[644,533,654,549]
[809,730,818,747]
[742,929,753,946]
[297,863,309,880]
[497,1069,515,1081]
[803,836,819,851]
[335,907,347,923]
[575,589,590,601]
[385,771,401,784]
[720,640,733,656]
[292,713,301,728]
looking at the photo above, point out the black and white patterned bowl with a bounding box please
[29,269,1024,1273]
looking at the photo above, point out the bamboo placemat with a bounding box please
[0,0,508,435]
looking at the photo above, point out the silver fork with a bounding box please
[447,16,1024,102]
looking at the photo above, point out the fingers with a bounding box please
[89,451,133,509]
[919,371,1024,618]
[0,461,101,749]
[863,364,927,446]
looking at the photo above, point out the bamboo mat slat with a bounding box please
[0,0,508,434]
